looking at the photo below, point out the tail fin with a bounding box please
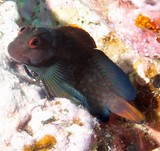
[106,97,145,123]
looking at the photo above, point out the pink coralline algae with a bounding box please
[81,0,160,58]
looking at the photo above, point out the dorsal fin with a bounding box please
[57,26,97,49]
[92,50,136,101]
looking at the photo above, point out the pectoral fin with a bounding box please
[28,63,89,109]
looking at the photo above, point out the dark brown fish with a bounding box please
[8,26,144,123]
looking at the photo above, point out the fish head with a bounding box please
[8,26,57,66]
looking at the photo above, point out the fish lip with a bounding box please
[7,53,31,65]
[7,57,22,65]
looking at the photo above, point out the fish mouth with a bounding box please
[7,47,31,65]
[7,56,19,63]
[9,55,28,65]
[8,42,24,64]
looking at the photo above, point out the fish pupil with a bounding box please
[29,37,40,48]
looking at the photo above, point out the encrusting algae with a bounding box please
[135,14,160,33]
[72,117,84,126]
[99,31,127,58]
[134,61,160,121]
[135,14,160,43]
[145,63,158,79]
[23,135,57,151]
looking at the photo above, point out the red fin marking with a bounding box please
[114,101,145,123]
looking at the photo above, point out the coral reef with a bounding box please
[81,0,160,58]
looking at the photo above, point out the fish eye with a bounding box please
[18,26,26,35]
[29,37,41,49]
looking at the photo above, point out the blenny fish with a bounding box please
[8,26,144,123]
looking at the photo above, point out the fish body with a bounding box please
[8,26,144,123]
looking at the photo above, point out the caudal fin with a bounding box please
[106,98,145,123]
[117,101,145,123]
